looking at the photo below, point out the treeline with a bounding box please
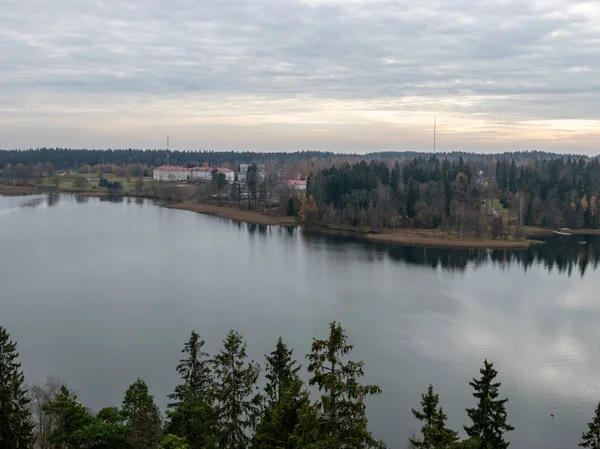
[3,323,520,449]
[0,149,336,170]
[304,156,600,235]
[4,323,600,448]
[0,149,581,171]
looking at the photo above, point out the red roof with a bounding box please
[154,166,233,172]
[285,179,307,185]
[154,165,187,171]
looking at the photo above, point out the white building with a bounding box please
[283,179,307,190]
[153,166,234,183]
[153,166,189,182]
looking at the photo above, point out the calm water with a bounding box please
[2,194,600,448]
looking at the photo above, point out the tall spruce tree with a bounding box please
[0,326,34,448]
[253,337,306,449]
[580,402,600,448]
[464,360,513,449]
[302,321,384,448]
[409,384,458,449]
[213,330,262,449]
[43,386,95,448]
[167,331,215,449]
[122,379,162,449]
[264,337,301,406]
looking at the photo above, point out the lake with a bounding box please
[2,194,599,448]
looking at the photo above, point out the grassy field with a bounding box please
[39,174,153,195]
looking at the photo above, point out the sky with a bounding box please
[1,0,599,153]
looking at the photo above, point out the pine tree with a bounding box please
[580,402,600,448]
[167,331,215,449]
[287,196,296,216]
[464,360,513,449]
[43,385,95,448]
[409,384,458,449]
[0,326,35,449]
[264,337,301,406]
[122,379,162,449]
[253,337,305,449]
[213,330,262,449]
[302,321,384,448]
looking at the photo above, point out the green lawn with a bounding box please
[40,175,152,194]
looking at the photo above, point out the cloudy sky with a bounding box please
[1,0,599,153]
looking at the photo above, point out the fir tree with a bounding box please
[0,326,34,449]
[264,337,301,406]
[43,386,95,448]
[580,402,600,448]
[464,360,513,449]
[287,197,297,216]
[167,331,215,449]
[409,384,458,449]
[302,321,384,448]
[213,330,262,449]
[253,337,305,449]
[122,379,162,449]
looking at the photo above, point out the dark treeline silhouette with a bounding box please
[0,149,338,169]
[0,148,583,170]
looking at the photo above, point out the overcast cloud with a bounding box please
[1,0,599,152]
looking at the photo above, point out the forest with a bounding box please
[2,149,600,238]
[303,156,600,236]
[0,148,576,171]
[3,324,600,449]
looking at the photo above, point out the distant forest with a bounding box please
[2,148,600,235]
[0,148,584,170]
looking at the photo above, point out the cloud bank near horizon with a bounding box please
[1,0,599,153]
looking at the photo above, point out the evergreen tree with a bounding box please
[213,330,262,449]
[253,337,305,448]
[287,196,297,216]
[0,326,34,448]
[464,360,513,449]
[43,385,95,448]
[122,379,162,449]
[264,337,301,406]
[409,384,458,449]
[302,321,384,448]
[580,402,600,448]
[167,331,215,449]
[73,407,128,449]
[254,377,311,449]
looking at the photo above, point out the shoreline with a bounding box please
[0,184,108,198]
[304,225,538,249]
[0,188,565,249]
[165,201,539,249]
[165,202,297,226]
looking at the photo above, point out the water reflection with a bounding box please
[300,231,600,276]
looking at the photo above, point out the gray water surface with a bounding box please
[1,194,599,448]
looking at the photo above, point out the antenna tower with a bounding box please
[433,116,437,154]
[167,134,170,166]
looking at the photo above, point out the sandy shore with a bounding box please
[0,185,44,195]
[165,202,297,226]
[308,226,537,249]
[167,202,537,249]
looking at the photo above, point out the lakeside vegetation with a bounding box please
[3,149,600,248]
[3,323,600,448]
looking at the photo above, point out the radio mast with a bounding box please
[433,116,436,154]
